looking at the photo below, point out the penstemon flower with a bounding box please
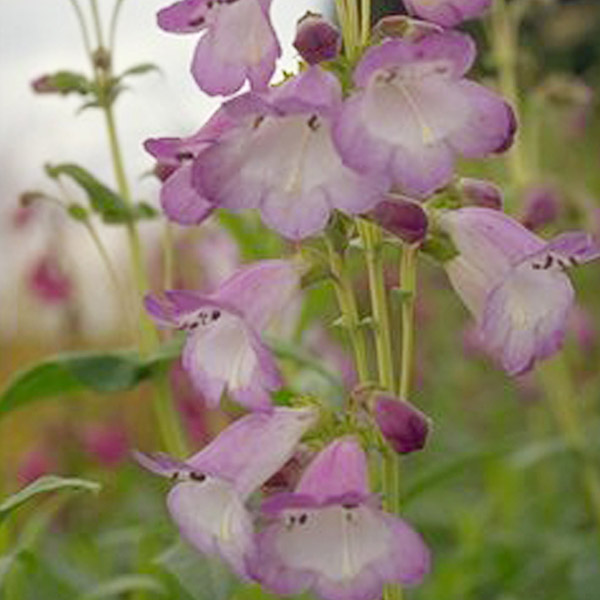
[191,66,388,240]
[144,108,235,225]
[145,259,302,410]
[333,30,515,199]
[403,0,493,28]
[250,437,430,600]
[136,407,317,577]
[157,0,280,96]
[439,207,600,375]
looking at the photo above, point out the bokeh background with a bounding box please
[1,1,600,599]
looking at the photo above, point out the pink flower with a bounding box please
[157,0,280,96]
[191,67,387,240]
[145,259,301,410]
[135,407,317,578]
[251,438,430,600]
[28,256,72,304]
[333,31,515,199]
[440,207,600,374]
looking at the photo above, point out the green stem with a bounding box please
[539,357,600,549]
[398,245,417,400]
[325,238,370,383]
[67,0,94,57]
[108,0,126,52]
[489,0,529,194]
[358,220,395,391]
[360,0,371,46]
[96,65,187,457]
[88,0,105,48]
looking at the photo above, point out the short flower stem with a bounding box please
[539,357,600,550]
[357,219,395,391]
[325,238,370,383]
[398,244,418,400]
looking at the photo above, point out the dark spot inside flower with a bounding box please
[307,114,320,131]
[570,255,580,267]
[189,322,199,330]
[253,115,265,130]
[207,1,214,8]
[190,471,206,482]
[176,150,195,162]
[533,254,553,270]
[211,310,221,321]
[188,15,205,27]
[298,513,308,525]
[171,471,180,481]
[342,502,358,510]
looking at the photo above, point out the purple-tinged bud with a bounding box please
[372,15,443,43]
[521,184,560,231]
[373,395,431,455]
[31,75,58,94]
[371,196,428,244]
[293,12,341,65]
[457,178,503,211]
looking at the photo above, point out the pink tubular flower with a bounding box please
[145,259,301,410]
[439,207,600,375]
[144,108,235,225]
[157,0,280,96]
[332,31,515,199]
[191,67,388,240]
[28,256,72,304]
[135,407,317,578]
[403,0,493,28]
[251,438,430,600]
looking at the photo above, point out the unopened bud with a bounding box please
[521,184,560,231]
[293,12,341,65]
[457,177,503,210]
[372,15,442,43]
[373,394,431,455]
[371,196,428,244]
[93,47,112,71]
[31,75,58,94]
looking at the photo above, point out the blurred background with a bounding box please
[1,0,600,599]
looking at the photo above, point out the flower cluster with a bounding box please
[138,0,600,598]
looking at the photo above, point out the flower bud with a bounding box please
[370,196,428,244]
[373,394,431,455]
[521,184,560,231]
[28,256,72,304]
[372,15,442,43]
[293,12,341,65]
[457,177,503,210]
[31,75,58,94]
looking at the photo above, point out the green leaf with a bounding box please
[33,71,92,96]
[155,542,236,600]
[78,575,167,599]
[0,476,100,521]
[45,163,130,223]
[0,345,181,419]
[120,63,162,78]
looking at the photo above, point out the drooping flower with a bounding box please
[144,108,235,225]
[145,259,301,410]
[191,66,388,240]
[372,394,431,455]
[439,207,600,374]
[157,0,280,96]
[251,438,430,600]
[135,407,317,578]
[28,255,73,304]
[333,31,515,199]
[403,0,493,28]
